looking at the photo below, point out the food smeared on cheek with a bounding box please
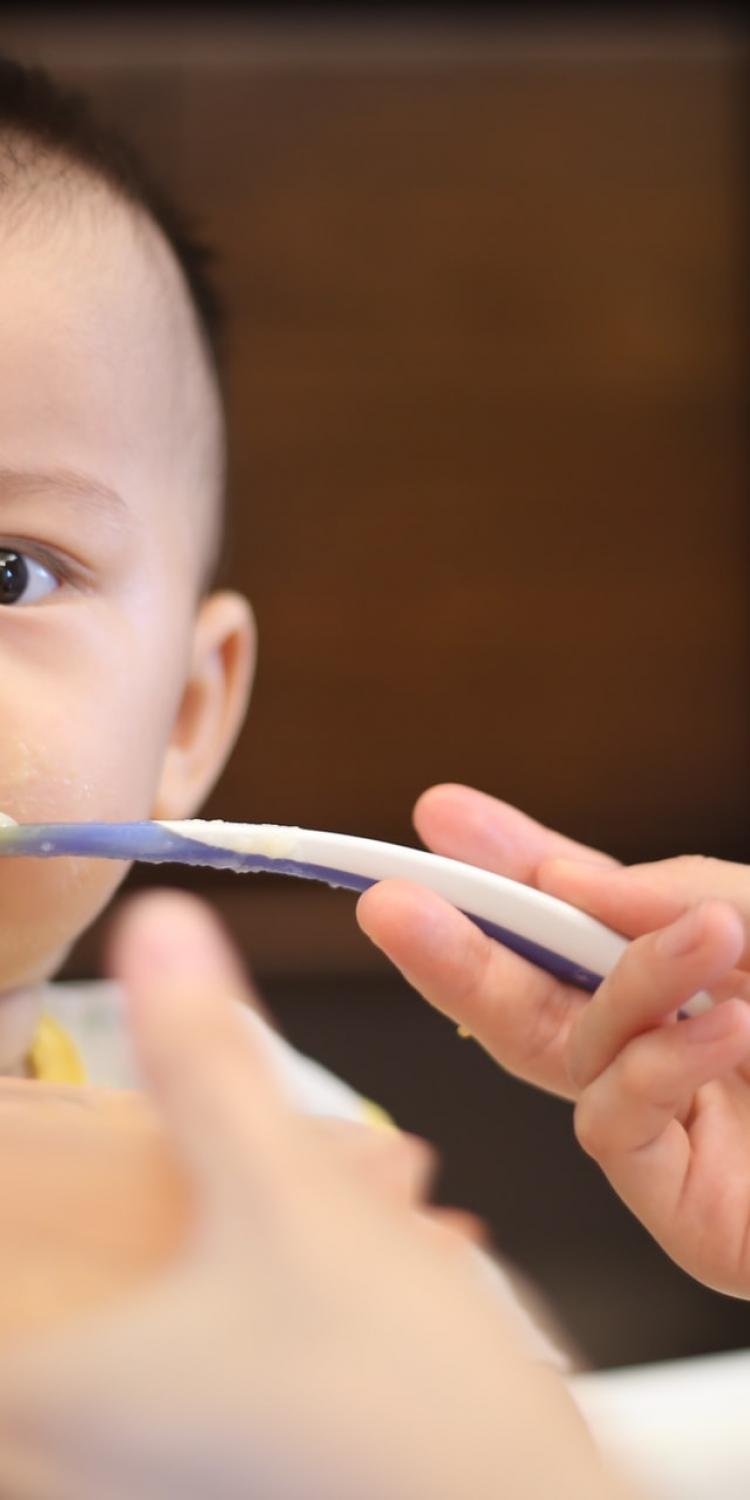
[0,738,38,803]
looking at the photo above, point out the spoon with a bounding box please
[0,816,710,1013]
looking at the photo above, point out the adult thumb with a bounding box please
[106,890,292,1228]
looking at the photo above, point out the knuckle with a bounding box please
[565,1031,589,1093]
[400,1132,438,1179]
[350,1128,438,1199]
[670,854,718,885]
[616,929,658,989]
[452,929,496,1017]
[309,1120,367,1154]
[519,982,573,1074]
[389,1133,439,1201]
[619,1045,659,1103]
[573,1094,606,1157]
[424,1214,475,1262]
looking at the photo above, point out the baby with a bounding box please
[0,59,236,1057]
[0,56,374,1115]
[0,56,565,1365]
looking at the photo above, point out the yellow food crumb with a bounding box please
[27,1016,86,1084]
[360,1099,397,1132]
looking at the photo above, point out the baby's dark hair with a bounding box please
[0,53,223,377]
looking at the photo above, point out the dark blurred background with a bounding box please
[3,6,748,1369]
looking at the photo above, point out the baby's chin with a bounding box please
[0,857,128,996]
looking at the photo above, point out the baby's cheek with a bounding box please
[0,709,164,825]
[0,857,128,991]
[0,722,166,991]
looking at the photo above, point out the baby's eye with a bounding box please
[0,549,60,607]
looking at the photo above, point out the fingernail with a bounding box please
[656,905,704,958]
[134,923,195,975]
[129,899,221,979]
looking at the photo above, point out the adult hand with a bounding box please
[358,785,750,1294]
[0,890,632,1500]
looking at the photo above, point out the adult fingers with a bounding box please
[413,784,618,884]
[310,1120,439,1207]
[569,901,746,1092]
[573,1001,750,1260]
[107,885,272,1018]
[357,879,586,1098]
[574,999,750,1162]
[426,1206,491,1249]
[308,1125,488,1248]
[539,855,750,970]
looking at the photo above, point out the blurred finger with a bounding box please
[108,890,294,1221]
[310,1120,438,1206]
[426,1206,491,1249]
[106,885,271,1019]
[413,784,617,884]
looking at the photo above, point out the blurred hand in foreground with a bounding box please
[0,889,634,1500]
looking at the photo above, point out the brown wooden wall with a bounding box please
[3,13,749,1368]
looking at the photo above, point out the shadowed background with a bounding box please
[3,7,748,1368]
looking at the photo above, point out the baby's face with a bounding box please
[0,185,230,997]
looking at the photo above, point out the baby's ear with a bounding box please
[152,591,255,820]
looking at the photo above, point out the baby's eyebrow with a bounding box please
[0,466,128,521]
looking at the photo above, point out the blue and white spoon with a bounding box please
[0,816,710,1014]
